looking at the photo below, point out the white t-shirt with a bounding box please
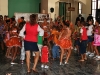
[87,25,93,36]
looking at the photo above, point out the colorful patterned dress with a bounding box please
[93,29,100,46]
[58,28,72,49]
[5,28,21,47]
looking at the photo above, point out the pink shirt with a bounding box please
[19,22,44,42]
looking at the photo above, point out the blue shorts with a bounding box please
[74,38,80,46]
[87,36,93,42]
[79,40,87,54]
[24,40,39,51]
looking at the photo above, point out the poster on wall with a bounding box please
[14,13,34,22]
[37,13,51,24]
[14,13,51,24]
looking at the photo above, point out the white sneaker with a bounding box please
[44,65,49,69]
[86,52,91,55]
[89,53,94,57]
[93,55,99,59]
[65,62,69,65]
[97,56,100,59]
[95,58,100,60]
[74,47,77,51]
[11,62,18,65]
[60,62,64,65]
[41,64,44,68]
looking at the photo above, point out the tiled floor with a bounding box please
[0,49,100,75]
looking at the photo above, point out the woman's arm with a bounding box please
[37,25,44,36]
[19,24,26,37]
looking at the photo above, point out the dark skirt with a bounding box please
[24,40,39,51]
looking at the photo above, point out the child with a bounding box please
[19,31,25,64]
[10,26,21,64]
[33,33,44,58]
[51,26,60,60]
[73,21,81,54]
[79,21,88,61]
[41,40,49,68]
[87,20,94,57]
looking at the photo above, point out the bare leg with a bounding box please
[60,48,64,64]
[79,54,84,61]
[65,48,71,63]
[1,41,4,50]
[12,46,18,62]
[32,51,40,71]
[94,46,99,56]
[83,53,87,60]
[6,47,12,58]
[26,51,31,72]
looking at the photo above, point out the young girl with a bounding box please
[41,40,49,68]
[87,20,94,57]
[10,26,21,64]
[4,30,12,58]
[58,21,72,65]
[93,20,100,60]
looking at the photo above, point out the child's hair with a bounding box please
[43,40,48,46]
[81,21,86,26]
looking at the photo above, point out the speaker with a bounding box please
[50,8,54,13]
[96,9,100,20]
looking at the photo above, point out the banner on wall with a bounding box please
[14,13,51,24]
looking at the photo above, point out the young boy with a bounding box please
[79,21,88,61]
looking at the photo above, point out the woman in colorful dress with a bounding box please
[58,21,72,65]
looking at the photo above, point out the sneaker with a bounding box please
[97,56,100,59]
[60,62,64,65]
[65,62,69,65]
[21,60,24,64]
[11,62,18,65]
[41,64,44,68]
[89,53,94,57]
[86,52,91,55]
[74,47,77,51]
[93,55,98,59]
[44,65,49,69]
[95,58,100,61]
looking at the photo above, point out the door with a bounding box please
[66,3,71,21]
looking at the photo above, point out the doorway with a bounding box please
[59,2,71,21]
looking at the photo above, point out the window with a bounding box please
[98,0,100,8]
[78,3,82,14]
[91,0,97,22]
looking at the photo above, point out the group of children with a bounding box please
[73,19,100,61]
[1,14,100,71]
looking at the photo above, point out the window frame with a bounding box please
[78,2,82,14]
[91,0,97,22]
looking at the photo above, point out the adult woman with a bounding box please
[19,14,44,73]
[58,21,72,65]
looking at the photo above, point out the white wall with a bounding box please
[48,0,59,20]
[82,0,91,20]
[0,0,8,16]
[41,0,48,13]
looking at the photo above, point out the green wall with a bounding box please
[8,0,40,17]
